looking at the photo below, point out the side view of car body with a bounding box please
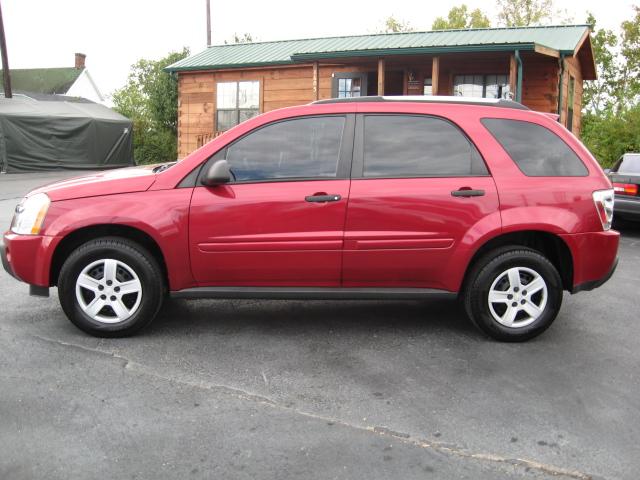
[608,153,640,222]
[2,96,619,341]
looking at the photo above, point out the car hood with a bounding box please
[28,165,159,202]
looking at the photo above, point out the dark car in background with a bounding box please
[608,153,640,221]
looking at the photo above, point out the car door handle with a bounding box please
[305,194,342,203]
[451,188,485,197]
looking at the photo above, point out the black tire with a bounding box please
[58,237,165,337]
[463,246,563,342]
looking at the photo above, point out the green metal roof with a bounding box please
[0,67,83,95]
[166,25,590,72]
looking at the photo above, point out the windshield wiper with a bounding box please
[152,162,177,173]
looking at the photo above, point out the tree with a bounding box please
[496,0,553,27]
[113,48,189,164]
[432,5,491,30]
[583,13,619,115]
[581,8,640,166]
[379,15,413,33]
[619,6,640,108]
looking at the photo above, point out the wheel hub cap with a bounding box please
[487,266,548,328]
[75,259,142,324]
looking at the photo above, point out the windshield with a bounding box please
[614,154,640,174]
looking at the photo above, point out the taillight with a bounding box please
[592,189,614,230]
[613,182,638,196]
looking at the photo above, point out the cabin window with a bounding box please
[216,80,260,132]
[338,78,361,98]
[423,78,433,96]
[454,74,510,99]
[331,73,368,98]
[567,75,575,132]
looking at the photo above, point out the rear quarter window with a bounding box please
[481,118,588,177]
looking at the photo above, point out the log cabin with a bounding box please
[166,25,596,158]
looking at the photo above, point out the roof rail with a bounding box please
[312,95,530,110]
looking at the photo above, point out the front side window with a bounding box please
[362,115,488,177]
[482,118,588,177]
[216,81,260,132]
[225,116,345,182]
[454,74,510,99]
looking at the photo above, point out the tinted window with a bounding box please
[363,115,488,177]
[482,118,588,177]
[613,154,640,174]
[226,116,345,182]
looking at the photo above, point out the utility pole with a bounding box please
[0,0,12,98]
[206,0,211,46]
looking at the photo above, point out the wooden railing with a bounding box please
[196,131,224,149]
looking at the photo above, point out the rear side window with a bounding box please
[482,118,588,177]
[226,116,345,182]
[362,115,488,177]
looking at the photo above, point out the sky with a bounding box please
[2,0,637,101]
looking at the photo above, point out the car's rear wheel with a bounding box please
[463,246,563,342]
[58,237,164,337]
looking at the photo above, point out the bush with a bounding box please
[582,106,640,167]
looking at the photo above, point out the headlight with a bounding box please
[10,193,51,235]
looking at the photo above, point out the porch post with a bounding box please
[509,53,517,99]
[312,61,319,100]
[377,58,385,95]
[515,50,523,103]
[431,57,439,95]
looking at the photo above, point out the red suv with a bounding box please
[2,97,618,341]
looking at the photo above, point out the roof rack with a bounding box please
[313,95,529,110]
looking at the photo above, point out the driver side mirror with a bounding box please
[603,168,611,174]
[202,159,232,187]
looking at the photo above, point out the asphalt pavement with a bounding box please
[1,171,638,479]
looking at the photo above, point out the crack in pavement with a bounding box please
[30,333,594,480]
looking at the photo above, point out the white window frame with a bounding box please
[215,80,260,132]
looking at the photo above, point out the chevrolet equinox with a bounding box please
[2,96,619,341]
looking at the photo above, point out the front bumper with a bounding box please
[2,232,59,294]
[1,240,18,280]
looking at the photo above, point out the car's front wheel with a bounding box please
[58,237,164,337]
[463,246,563,342]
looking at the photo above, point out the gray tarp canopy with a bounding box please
[0,94,133,173]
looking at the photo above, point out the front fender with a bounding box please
[43,189,194,291]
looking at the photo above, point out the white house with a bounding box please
[1,53,105,104]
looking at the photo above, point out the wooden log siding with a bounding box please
[520,52,561,115]
[562,56,583,134]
